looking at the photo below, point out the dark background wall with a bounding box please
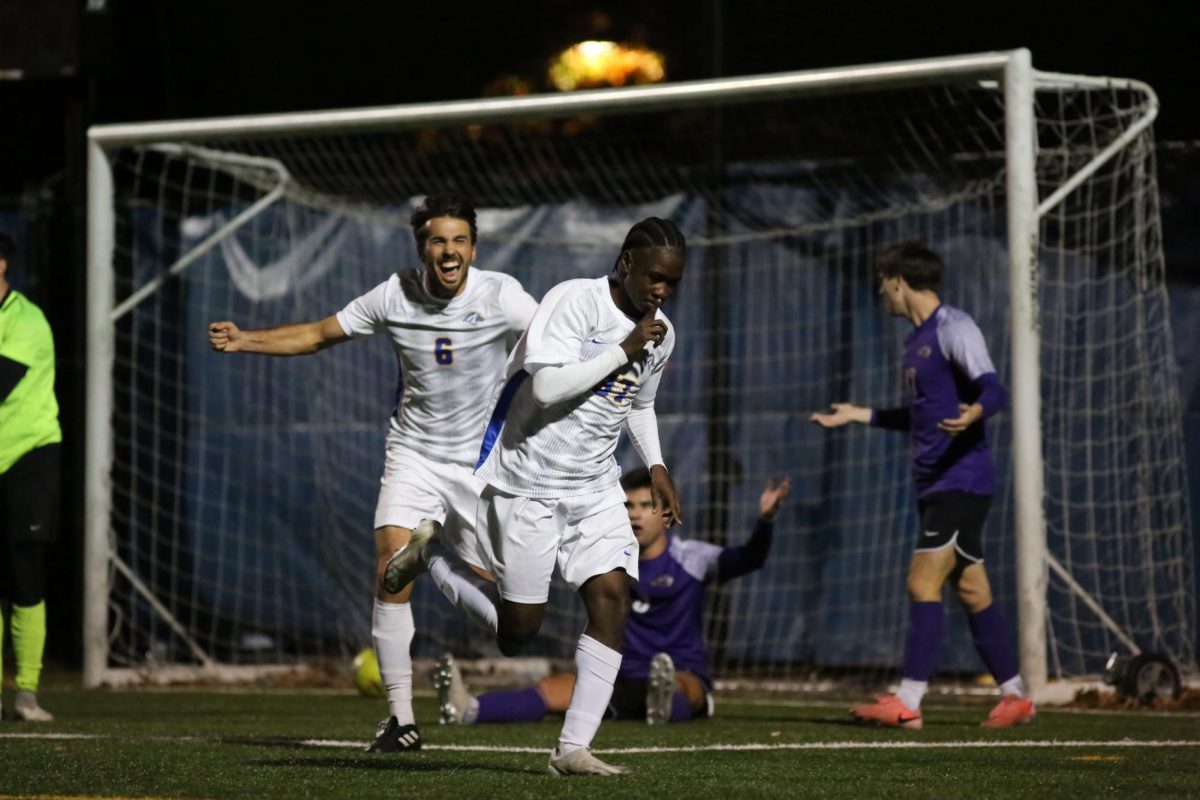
[1,0,1197,668]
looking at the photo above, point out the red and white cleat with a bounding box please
[850,694,923,730]
[981,694,1036,728]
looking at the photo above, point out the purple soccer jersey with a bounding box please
[623,536,720,682]
[872,304,1007,497]
[621,519,774,683]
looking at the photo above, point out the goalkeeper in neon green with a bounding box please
[0,232,60,721]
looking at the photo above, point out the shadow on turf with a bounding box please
[246,756,532,775]
[220,738,535,775]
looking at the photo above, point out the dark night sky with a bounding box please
[99,0,1200,130]
[3,0,1199,196]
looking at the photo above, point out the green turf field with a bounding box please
[2,687,1199,798]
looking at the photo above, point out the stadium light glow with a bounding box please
[548,40,665,92]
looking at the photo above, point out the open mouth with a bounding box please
[437,261,462,282]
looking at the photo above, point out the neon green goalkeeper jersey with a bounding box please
[0,289,61,474]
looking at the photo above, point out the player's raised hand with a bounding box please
[208,321,243,352]
[759,476,791,520]
[620,305,668,362]
[938,402,982,436]
[810,402,870,428]
[650,464,682,528]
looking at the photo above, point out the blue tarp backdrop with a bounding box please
[104,190,1197,675]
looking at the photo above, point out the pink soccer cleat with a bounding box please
[850,694,923,730]
[981,694,1035,728]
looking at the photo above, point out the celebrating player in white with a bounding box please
[384,217,686,776]
[207,192,538,753]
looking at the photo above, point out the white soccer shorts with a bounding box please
[374,435,486,570]
[475,481,639,604]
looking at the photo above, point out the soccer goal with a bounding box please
[86,49,1194,700]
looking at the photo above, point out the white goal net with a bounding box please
[86,51,1194,695]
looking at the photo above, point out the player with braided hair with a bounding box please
[384,216,687,775]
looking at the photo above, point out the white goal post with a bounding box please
[85,49,1193,701]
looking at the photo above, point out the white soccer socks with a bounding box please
[557,634,622,755]
[424,541,499,635]
[896,678,928,711]
[372,599,416,726]
[1000,675,1028,698]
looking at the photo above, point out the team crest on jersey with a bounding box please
[917,345,932,358]
[632,599,651,615]
[650,575,674,588]
[463,312,483,326]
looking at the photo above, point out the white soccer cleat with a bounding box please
[645,651,676,725]
[433,652,476,725]
[381,519,440,595]
[13,690,54,722]
[548,746,631,776]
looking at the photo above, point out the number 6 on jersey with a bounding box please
[434,337,453,365]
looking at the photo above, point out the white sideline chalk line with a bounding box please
[3,732,1199,754]
[715,695,1200,724]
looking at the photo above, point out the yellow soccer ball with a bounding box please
[353,647,386,698]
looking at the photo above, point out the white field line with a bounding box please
[718,697,1200,719]
[2,732,1199,754]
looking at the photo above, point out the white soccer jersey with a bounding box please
[336,268,538,466]
[475,276,675,498]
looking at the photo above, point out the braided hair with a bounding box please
[614,217,686,273]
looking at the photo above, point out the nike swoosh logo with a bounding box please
[591,338,606,344]
[623,549,632,556]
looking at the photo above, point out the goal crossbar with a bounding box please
[88,52,1018,145]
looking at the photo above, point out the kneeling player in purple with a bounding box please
[811,241,1035,730]
[432,467,791,725]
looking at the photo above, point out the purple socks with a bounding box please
[475,687,548,724]
[903,601,944,681]
[968,604,1019,684]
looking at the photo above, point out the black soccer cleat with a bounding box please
[364,716,422,752]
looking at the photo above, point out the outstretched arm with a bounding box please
[208,315,349,356]
[811,402,910,431]
[716,476,791,582]
[812,402,876,427]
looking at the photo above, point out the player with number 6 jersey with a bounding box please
[207,192,538,754]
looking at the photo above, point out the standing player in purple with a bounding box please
[811,241,1035,729]
[432,468,791,726]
